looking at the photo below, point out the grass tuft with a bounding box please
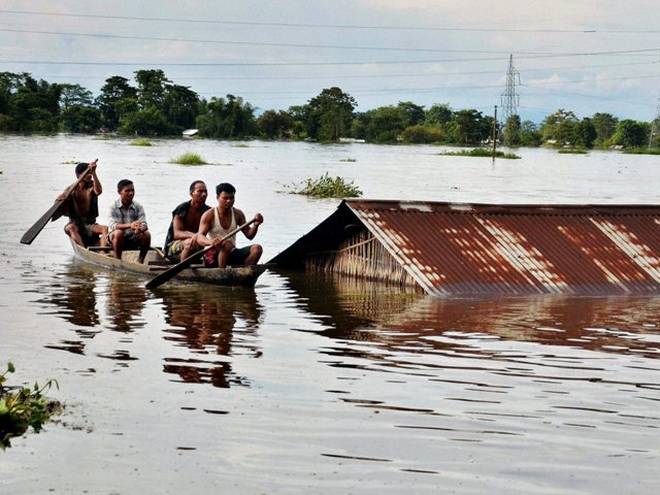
[437,148,521,159]
[170,152,208,165]
[285,173,362,198]
[130,138,152,147]
[339,158,357,162]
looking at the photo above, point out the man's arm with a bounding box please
[237,209,263,240]
[195,210,214,247]
[89,161,102,196]
[173,215,196,240]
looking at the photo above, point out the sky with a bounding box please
[1,0,659,122]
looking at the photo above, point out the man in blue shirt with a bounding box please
[109,179,151,263]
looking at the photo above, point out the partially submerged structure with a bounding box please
[270,200,660,297]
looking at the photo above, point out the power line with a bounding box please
[23,61,660,82]
[0,27,549,54]
[2,9,660,34]
[1,48,658,68]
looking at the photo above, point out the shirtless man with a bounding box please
[163,180,210,261]
[59,160,109,251]
[197,182,263,268]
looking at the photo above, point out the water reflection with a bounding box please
[284,271,660,359]
[156,285,263,388]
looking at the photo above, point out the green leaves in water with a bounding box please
[285,172,362,198]
[0,362,61,449]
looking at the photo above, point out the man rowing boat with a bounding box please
[197,182,263,268]
[58,160,109,251]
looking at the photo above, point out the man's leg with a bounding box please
[180,237,199,261]
[91,224,109,253]
[65,223,84,246]
[137,230,151,264]
[112,229,124,260]
[217,241,235,268]
[243,244,263,266]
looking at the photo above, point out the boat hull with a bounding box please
[70,241,267,287]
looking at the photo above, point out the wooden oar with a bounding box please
[145,219,255,290]
[20,161,94,245]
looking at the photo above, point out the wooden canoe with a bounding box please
[70,240,268,287]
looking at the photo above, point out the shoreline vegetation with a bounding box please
[1,362,61,448]
[438,148,521,159]
[0,69,658,152]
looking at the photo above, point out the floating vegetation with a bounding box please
[61,159,79,164]
[558,148,588,154]
[339,158,357,162]
[170,152,208,165]
[130,138,152,146]
[623,147,660,155]
[231,143,250,148]
[285,172,362,198]
[438,148,521,159]
[1,362,61,448]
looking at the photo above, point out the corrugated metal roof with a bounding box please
[271,200,660,297]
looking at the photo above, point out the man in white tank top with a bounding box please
[196,182,264,268]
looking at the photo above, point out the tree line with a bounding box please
[1,69,658,148]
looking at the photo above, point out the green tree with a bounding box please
[425,103,452,126]
[611,119,649,148]
[196,95,257,139]
[59,84,100,133]
[449,109,490,145]
[162,84,201,132]
[257,110,293,139]
[400,124,444,143]
[97,76,138,130]
[134,69,170,110]
[396,101,425,128]
[364,106,406,143]
[575,117,596,148]
[118,106,175,136]
[591,112,618,147]
[503,114,522,146]
[520,120,542,147]
[305,87,357,142]
[8,74,61,132]
[541,109,579,145]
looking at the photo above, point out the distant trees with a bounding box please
[0,70,655,149]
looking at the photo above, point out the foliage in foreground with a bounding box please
[170,152,207,165]
[1,362,61,448]
[286,173,362,198]
[438,148,521,159]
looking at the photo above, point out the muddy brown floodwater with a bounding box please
[1,135,659,494]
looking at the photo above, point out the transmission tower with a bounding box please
[649,91,660,148]
[500,54,521,125]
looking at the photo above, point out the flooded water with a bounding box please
[1,135,659,494]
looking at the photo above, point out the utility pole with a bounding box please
[649,91,660,149]
[500,54,521,127]
[492,105,498,163]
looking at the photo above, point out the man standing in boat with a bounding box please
[109,179,151,263]
[58,160,110,252]
[164,180,211,261]
[196,182,263,268]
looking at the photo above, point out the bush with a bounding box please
[285,173,362,198]
[400,124,444,143]
[170,152,207,165]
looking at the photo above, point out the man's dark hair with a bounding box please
[117,179,133,192]
[216,182,236,196]
[190,180,206,194]
[75,162,88,178]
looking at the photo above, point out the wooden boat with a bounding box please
[70,240,268,287]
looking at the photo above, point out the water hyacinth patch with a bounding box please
[285,173,362,198]
[170,152,208,165]
[437,148,521,159]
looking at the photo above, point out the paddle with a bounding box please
[145,219,256,290]
[20,160,96,245]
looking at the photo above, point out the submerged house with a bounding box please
[270,200,660,297]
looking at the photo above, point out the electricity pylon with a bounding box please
[500,54,521,125]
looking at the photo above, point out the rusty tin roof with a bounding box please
[271,200,660,296]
